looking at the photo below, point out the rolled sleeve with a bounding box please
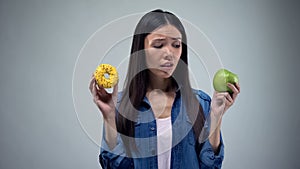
[99,132,132,168]
[199,138,224,169]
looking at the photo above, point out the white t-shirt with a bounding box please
[156,116,172,169]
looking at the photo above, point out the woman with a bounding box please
[89,9,240,169]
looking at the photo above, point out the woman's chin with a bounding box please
[149,69,174,79]
[158,71,174,79]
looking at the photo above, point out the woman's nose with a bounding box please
[164,46,173,60]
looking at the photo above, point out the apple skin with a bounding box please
[213,69,239,93]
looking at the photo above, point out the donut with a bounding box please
[94,64,118,88]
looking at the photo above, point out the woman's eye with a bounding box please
[173,43,181,48]
[153,44,163,48]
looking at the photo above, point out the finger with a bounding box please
[97,84,108,96]
[91,76,106,95]
[235,82,241,93]
[225,92,233,102]
[227,83,240,100]
[89,77,96,92]
[214,91,231,99]
[93,80,107,100]
[213,91,227,97]
[227,83,239,94]
[231,92,238,101]
[91,81,99,98]
[91,78,105,98]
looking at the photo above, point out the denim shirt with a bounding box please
[99,89,224,169]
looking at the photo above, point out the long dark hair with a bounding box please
[117,9,205,156]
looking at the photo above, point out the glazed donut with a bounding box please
[94,64,118,88]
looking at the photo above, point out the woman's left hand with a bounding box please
[210,83,241,119]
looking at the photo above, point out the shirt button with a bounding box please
[151,149,156,155]
[150,127,155,131]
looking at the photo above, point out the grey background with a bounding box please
[1,0,299,169]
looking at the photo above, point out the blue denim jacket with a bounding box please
[100,89,224,169]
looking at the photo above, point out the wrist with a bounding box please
[104,116,116,125]
[209,110,222,134]
[102,109,116,122]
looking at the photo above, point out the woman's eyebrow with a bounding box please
[149,38,165,44]
[151,37,181,41]
[170,37,182,40]
[152,37,166,41]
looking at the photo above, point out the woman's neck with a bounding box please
[147,72,174,92]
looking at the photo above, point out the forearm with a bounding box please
[104,118,118,150]
[208,112,222,153]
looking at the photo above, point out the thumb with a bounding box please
[112,80,119,96]
[112,81,119,106]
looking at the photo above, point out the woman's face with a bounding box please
[144,24,182,79]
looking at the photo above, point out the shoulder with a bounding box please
[192,89,211,102]
[192,89,211,117]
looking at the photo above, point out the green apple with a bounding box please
[213,69,239,93]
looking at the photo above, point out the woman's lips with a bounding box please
[160,62,174,67]
[160,62,174,72]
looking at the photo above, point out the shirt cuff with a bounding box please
[100,133,126,168]
[101,133,125,155]
[200,139,224,168]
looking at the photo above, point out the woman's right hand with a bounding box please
[89,76,119,149]
[89,76,118,121]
